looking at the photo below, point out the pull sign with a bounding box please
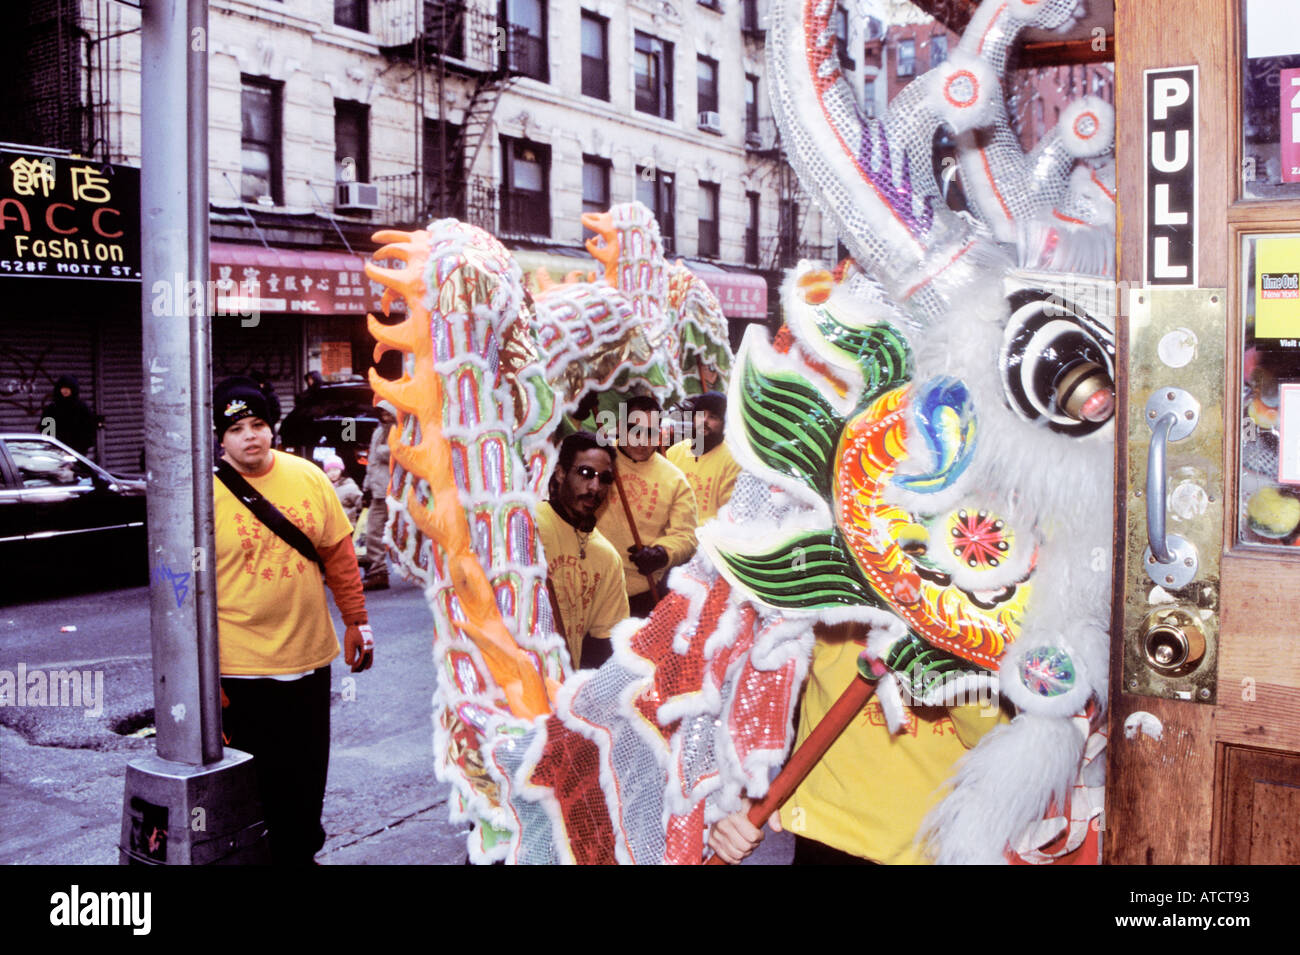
[1282,68,1300,183]
[1144,66,1198,287]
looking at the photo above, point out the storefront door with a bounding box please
[1107,0,1300,864]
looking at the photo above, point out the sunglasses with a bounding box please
[574,465,616,486]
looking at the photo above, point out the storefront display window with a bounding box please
[1240,0,1300,200]
[1237,232,1300,548]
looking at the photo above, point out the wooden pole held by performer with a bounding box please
[705,672,877,865]
[612,468,664,602]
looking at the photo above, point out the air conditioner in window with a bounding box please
[336,181,380,211]
[697,110,723,134]
[745,129,763,148]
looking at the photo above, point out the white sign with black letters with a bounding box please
[1144,66,1199,287]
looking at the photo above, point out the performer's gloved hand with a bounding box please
[628,544,669,576]
[344,622,375,672]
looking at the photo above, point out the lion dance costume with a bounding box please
[367,0,1115,864]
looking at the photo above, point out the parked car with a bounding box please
[0,433,147,599]
[278,381,380,487]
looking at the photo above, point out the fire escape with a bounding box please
[373,0,516,231]
[0,0,129,163]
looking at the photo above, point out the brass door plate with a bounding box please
[1123,288,1225,703]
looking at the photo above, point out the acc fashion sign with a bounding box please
[0,150,140,281]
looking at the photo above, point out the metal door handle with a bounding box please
[1142,389,1201,588]
[1146,412,1176,563]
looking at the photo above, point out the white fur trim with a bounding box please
[1058,97,1115,159]
[926,52,1000,134]
[919,712,1085,864]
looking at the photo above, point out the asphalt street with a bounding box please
[0,569,793,866]
[0,568,469,865]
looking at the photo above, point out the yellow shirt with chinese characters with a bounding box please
[536,501,629,667]
[595,451,698,598]
[780,629,1006,864]
[214,450,351,675]
[665,438,742,524]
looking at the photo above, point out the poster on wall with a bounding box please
[1279,384,1300,485]
[1254,236,1300,340]
[1283,68,1300,183]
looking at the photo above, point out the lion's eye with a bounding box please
[1000,290,1115,435]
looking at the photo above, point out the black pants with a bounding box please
[792,834,877,865]
[628,590,659,618]
[579,635,613,670]
[221,666,331,865]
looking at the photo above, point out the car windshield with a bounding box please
[9,439,97,488]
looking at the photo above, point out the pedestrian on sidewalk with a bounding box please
[323,454,363,525]
[212,376,375,865]
[361,401,397,591]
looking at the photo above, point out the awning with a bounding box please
[209,241,384,315]
[691,269,768,320]
[511,246,769,319]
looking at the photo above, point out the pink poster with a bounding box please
[1283,68,1300,184]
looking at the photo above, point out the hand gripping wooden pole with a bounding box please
[705,671,877,865]
[612,467,664,602]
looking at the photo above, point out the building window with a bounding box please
[779,197,799,267]
[745,74,760,140]
[582,155,611,238]
[424,118,464,218]
[930,34,948,67]
[334,100,369,184]
[241,77,281,204]
[634,32,673,120]
[636,165,675,255]
[897,39,915,77]
[744,191,760,266]
[834,4,854,71]
[863,77,876,118]
[581,11,609,100]
[698,181,720,258]
[505,0,548,82]
[741,0,761,33]
[697,56,719,129]
[500,136,550,236]
[334,0,367,32]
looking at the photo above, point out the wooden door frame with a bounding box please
[1108,0,1300,864]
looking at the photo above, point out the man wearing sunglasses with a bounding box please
[596,394,699,617]
[666,391,742,525]
[538,431,630,669]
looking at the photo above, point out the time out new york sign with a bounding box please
[0,150,141,282]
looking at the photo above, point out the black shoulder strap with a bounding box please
[216,459,325,569]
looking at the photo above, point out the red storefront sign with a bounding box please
[696,271,768,319]
[210,243,389,314]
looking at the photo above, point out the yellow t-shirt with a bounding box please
[595,451,698,597]
[665,439,742,523]
[214,450,351,675]
[536,501,629,666]
[780,632,1005,864]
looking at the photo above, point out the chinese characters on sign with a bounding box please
[209,244,397,316]
[0,151,140,281]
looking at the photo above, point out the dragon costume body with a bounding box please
[367,0,1117,863]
